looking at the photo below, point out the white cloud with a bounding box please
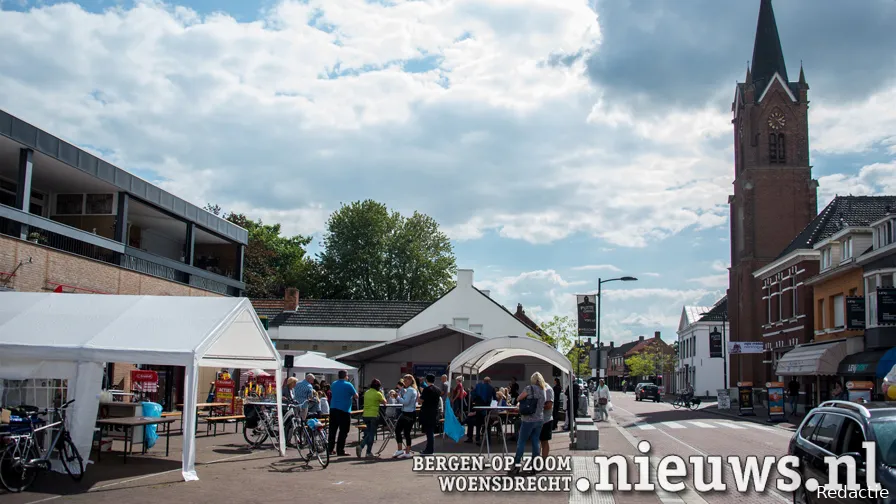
[688,274,729,289]
[571,264,621,272]
[817,161,896,207]
[811,87,896,155]
[641,272,661,277]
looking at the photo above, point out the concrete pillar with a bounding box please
[15,148,34,239]
[185,223,195,265]
[114,192,129,243]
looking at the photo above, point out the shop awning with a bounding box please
[837,347,896,378]
[775,339,848,376]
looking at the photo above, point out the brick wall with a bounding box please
[812,267,865,343]
[0,234,224,394]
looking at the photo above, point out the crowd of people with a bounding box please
[282,370,591,474]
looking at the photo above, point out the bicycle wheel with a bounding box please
[688,401,700,411]
[313,429,329,468]
[59,435,85,481]
[0,442,38,493]
[672,399,681,409]
[243,423,269,448]
[293,425,311,461]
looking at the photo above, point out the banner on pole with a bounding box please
[576,294,597,337]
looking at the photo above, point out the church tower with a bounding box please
[727,0,817,386]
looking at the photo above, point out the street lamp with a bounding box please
[597,276,638,380]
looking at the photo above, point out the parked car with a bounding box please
[788,400,896,503]
[636,384,662,402]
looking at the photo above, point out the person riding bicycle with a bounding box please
[681,384,695,405]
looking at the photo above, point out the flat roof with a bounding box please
[0,109,248,245]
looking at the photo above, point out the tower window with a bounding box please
[769,133,786,163]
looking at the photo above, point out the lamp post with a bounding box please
[597,276,638,379]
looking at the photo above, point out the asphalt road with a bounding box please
[607,391,796,504]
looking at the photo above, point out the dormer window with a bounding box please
[821,247,832,269]
[842,237,853,260]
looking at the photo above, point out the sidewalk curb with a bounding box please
[698,406,797,432]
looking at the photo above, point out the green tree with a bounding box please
[205,204,315,298]
[624,339,676,380]
[316,200,456,301]
[528,315,589,377]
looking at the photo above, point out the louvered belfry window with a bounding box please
[769,133,785,163]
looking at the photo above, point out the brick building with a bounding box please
[727,0,817,386]
[1,109,248,407]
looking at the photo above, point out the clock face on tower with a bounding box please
[768,110,786,130]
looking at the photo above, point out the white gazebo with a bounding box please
[287,352,358,382]
[0,292,286,481]
[448,335,577,437]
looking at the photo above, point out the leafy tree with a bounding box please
[205,204,315,298]
[625,339,676,380]
[528,315,589,377]
[316,200,456,301]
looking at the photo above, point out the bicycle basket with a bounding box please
[244,404,260,429]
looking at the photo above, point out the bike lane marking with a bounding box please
[685,421,716,429]
[661,422,686,429]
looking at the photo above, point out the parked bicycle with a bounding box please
[286,401,329,468]
[0,399,84,493]
[243,401,290,450]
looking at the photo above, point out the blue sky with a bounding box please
[1,0,894,346]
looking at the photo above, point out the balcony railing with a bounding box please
[0,204,241,296]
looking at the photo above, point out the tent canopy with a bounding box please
[449,335,574,377]
[288,352,358,382]
[0,292,285,482]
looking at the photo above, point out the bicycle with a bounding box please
[243,401,292,450]
[285,401,329,468]
[0,399,84,493]
[671,394,701,411]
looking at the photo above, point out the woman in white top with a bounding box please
[595,379,611,421]
[394,374,418,459]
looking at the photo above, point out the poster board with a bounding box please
[214,379,235,414]
[576,294,597,337]
[767,382,785,422]
[737,382,755,416]
[717,389,731,410]
[846,381,874,403]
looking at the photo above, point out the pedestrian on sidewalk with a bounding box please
[787,378,800,417]
[594,379,610,421]
[508,372,546,476]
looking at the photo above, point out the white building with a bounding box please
[675,298,730,397]
[252,269,552,383]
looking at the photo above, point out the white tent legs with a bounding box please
[568,371,575,448]
[182,360,200,482]
[275,368,286,456]
[70,361,104,467]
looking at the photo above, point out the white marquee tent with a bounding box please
[0,292,286,481]
[448,335,578,437]
[286,351,358,382]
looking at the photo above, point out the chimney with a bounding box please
[284,288,299,311]
[516,303,523,315]
[457,269,473,289]
[654,331,661,339]
[480,289,490,298]
[639,335,645,341]
[610,341,614,348]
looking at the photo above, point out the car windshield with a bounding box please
[871,419,896,466]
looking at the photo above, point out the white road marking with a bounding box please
[635,422,657,430]
[661,421,686,429]
[715,421,747,429]
[686,421,717,429]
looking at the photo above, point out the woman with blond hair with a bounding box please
[393,374,418,459]
[509,372,546,476]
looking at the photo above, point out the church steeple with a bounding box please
[750,0,788,88]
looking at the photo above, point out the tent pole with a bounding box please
[275,367,286,456]
[181,360,200,481]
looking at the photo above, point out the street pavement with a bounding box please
[607,391,797,504]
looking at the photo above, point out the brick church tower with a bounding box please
[727,0,818,386]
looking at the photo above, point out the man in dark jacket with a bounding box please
[466,377,495,443]
[564,380,581,431]
[552,377,562,430]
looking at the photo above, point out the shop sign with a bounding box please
[879,287,896,325]
[766,382,785,421]
[846,363,870,374]
[576,294,597,337]
[846,297,866,329]
[413,364,448,379]
[737,382,754,416]
[728,342,764,354]
[130,370,158,383]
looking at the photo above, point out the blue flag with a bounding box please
[444,399,465,442]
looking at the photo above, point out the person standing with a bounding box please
[357,379,387,458]
[509,377,520,402]
[419,374,441,455]
[394,374,418,459]
[595,379,610,421]
[468,377,495,444]
[440,375,450,398]
[787,378,801,417]
[552,378,562,430]
[539,378,555,457]
[509,372,546,476]
[327,370,358,457]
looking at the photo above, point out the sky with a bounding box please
[1,0,895,347]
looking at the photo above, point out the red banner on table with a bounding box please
[131,370,158,383]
